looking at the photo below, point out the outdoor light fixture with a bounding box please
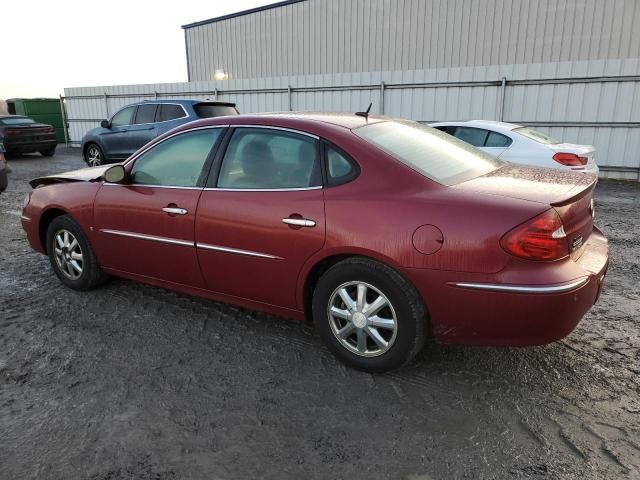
[213,69,229,81]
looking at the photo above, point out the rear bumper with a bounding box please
[5,138,57,153]
[402,226,609,346]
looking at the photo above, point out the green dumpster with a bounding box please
[6,98,66,144]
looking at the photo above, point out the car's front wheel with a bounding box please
[84,143,104,166]
[46,215,108,290]
[313,257,427,372]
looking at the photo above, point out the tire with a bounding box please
[312,257,427,372]
[40,147,56,157]
[84,143,104,167]
[46,215,108,291]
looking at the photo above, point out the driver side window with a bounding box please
[130,129,222,187]
[110,106,136,127]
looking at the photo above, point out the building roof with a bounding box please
[182,0,307,29]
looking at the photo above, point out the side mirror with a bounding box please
[103,164,126,183]
[100,119,111,129]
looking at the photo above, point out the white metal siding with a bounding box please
[185,0,640,82]
[64,58,640,179]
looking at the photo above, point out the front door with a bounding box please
[93,127,225,287]
[100,105,136,161]
[127,103,159,154]
[196,126,326,310]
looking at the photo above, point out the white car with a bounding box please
[430,120,599,175]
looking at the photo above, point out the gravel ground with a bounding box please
[0,148,639,480]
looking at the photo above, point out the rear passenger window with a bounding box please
[217,128,321,189]
[485,131,512,148]
[157,104,186,122]
[325,145,358,186]
[134,104,157,124]
[454,127,489,147]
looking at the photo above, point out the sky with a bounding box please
[0,0,275,99]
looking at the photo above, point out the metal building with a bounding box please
[183,0,640,82]
[65,0,640,179]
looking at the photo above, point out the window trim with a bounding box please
[206,125,324,191]
[321,140,360,187]
[114,125,228,189]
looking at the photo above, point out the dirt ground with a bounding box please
[0,148,638,480]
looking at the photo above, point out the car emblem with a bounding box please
[571,236,584,251]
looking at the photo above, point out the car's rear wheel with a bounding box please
[46,215,108,290]
[84,144,104,166]
[313,257,427,372]
[40,147,56,157]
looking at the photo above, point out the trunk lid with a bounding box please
[456,164,597,253]
[5,123,55,141]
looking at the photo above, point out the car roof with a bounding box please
[430,120,523,132]
[174,112,394,138]
[0,114,29,119]
[136,99,236,107]
[255,112,388,129]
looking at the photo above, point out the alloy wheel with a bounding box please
[327,281,398,357]
[53,229,84,280]
[87,146,102,166]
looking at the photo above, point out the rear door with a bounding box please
[195,126,325,310]
[127,103,159,152]
[155,103,190,135]
[93,126,226,287]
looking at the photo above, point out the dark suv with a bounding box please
[81,100,238,166]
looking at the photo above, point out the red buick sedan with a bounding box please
[22,113,608,371]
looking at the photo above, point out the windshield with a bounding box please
[1,117,36,125]
[194,103,238,118]
[513,126,560,144]
[354,120,503,185]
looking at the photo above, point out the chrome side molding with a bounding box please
[99,229,194,247]
[451,277,589,294]
[196,242,283,260]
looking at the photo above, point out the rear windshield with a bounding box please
[354,120,502,186]
[1,117,36,125]
[194,103,238,118]
[513,127,560,144]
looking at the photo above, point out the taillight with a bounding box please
[500,209,568,261]
[45,127,54,133]
[552,152,587,167]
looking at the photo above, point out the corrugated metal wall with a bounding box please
[64,58,640,180]
[184,0,640,82]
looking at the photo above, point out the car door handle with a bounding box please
[282,218,316,227]
[163,207,188,215]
